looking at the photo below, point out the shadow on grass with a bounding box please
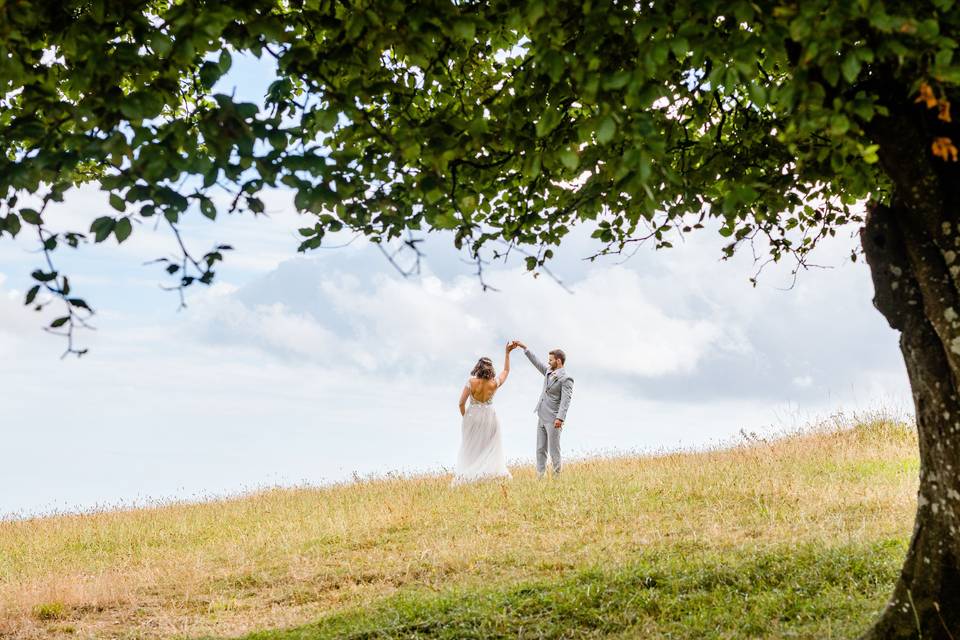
[203,540,904,640]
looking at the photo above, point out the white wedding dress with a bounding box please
[452,381,511,486]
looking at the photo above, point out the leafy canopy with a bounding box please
[2,0,958,350]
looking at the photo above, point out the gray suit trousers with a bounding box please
[536,420,561,476]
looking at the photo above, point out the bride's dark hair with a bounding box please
[471,357,495,380]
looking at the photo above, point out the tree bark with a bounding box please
[861,202,960,639]
[859,96,960,637]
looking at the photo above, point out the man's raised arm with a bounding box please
[514,341,548,375]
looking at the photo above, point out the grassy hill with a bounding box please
[0,414,918,639]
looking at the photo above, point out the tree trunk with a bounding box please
[861,201,960,639]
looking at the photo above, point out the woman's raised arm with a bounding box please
[498,342,514,386]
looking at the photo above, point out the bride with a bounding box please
[451,342,517,485]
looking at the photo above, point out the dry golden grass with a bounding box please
[0,412,918,639]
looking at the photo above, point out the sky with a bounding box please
[0,54,912,519]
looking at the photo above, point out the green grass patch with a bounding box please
[227,540,903,640]
[32,601,68,621]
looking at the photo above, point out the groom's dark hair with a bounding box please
[549,349,566,364]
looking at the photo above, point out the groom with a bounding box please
[511,341,574,477]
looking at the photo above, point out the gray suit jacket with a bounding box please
[524,349,574,424]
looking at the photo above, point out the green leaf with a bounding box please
[90,217,116,243]
[536,109,560,138]
[829,114,850,136]
[314,109,339,132]
[31,270,58,282]
[670,37,690,59]
[935,49,953,69]
[632,23,653,42]
[602,72,631,91]
[199,61,222,89]
[851,101,875,121]
[789,17,811,41]
[109,194,125,212]
[219,49,233,73]
[294,189,314,212]
[540,49,567,82]
[50,316,69,328]
[841,54,861,83]
[452,19,475,41]
[235,102,258,121]
[860,144,880,164]
[200,198,217,220]
[2,214,21,237]
[119,92,163,120]
[523,152,542,180]
[67,298,91,310]
[596,116,616,144]
[935,66,960,84]
[433,212,459,229]
[638,153,652,183]
[114,217,132,243]
[148,32,173,56]
[458,194,477,214]
[19,208,42,225]
[401,143,421,162]
[822,63,840,87]
[526,0,545,24]
[559,149,579,170]
[748,83,767,105]
[298,236,324,252]
[25,285,40,305]
[467,117,489,137]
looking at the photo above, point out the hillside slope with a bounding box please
[1,415,918,639]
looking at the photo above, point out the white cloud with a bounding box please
[503,266,733,377]
[191,258,736,383]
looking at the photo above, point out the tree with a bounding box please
[2,0,959,636]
